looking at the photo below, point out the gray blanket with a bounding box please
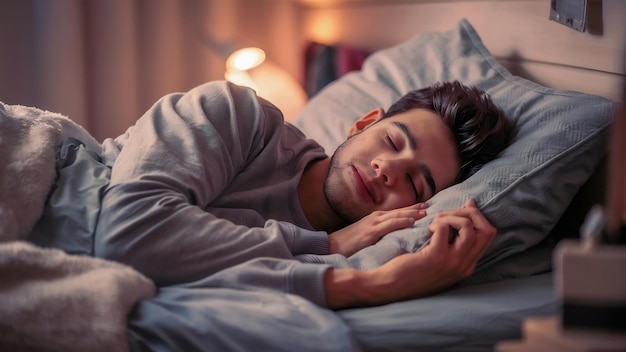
[0,102,156,352]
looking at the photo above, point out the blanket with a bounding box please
[0,102,156,352]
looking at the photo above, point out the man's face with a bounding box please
[324,108,460,223]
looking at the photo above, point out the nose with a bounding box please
[372,157,412,187]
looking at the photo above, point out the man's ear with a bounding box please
[347,108,385,138]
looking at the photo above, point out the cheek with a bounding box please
[333,135,361,161]
[335,141,380,169]
[442,161,461,188]
[430,152,461,190]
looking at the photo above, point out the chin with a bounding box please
[324,187,363,224]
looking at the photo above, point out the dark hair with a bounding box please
[382,81,514,182]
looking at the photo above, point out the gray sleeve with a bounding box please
[94,82,329,300]
[195,257,331,307]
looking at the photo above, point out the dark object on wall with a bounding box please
[550,0,587,32]
[304,42,370,98]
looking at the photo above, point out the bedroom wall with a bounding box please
[0,0,303,141]
[296,0,626,102]
[1,0,623,140]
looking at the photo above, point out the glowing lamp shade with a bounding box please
[226,47,266,71]
[224,47,308,122]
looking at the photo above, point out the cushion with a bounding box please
[293,19,615,281]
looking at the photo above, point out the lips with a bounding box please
[352,166,378,203]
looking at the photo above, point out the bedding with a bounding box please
[0,18,616,352]
[0,103,156,352]
[340,272,555,352]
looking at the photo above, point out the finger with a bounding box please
[454,222,496,267]
[434,205,474,218]
[461,207,493,235]
[432,215,477,254]
[398,202,429,210]
[374,217,418,237]
[437,203,490,235]
[428,222,450,253]
[463,198,476,208]
[379,207,427,222]
[465,225,496,262]
[435,198,475,218]
[397,208,428,219]
[440,215,476,241]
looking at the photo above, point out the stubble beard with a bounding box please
[323,138,363,225]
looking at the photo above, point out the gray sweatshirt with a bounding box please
[95,81,332,306]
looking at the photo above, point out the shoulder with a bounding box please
[179,81,285,128]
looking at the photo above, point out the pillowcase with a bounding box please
[293,19,615,281]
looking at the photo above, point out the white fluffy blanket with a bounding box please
[0,103,156,352]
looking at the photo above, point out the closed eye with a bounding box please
[386,135,398,151]
[407,174,419,202]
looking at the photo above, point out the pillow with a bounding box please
[293,19,615,281]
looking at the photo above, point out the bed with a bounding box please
[1,1,624,351]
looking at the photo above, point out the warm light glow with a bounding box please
[224,60,308,123]
[224,47,307,122]
[224,70,258,91]
[226,47,266,71]
[306,14,339,44]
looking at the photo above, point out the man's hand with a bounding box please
[424,198,495,280]
[324,199,496,309]
[327,203,428,257]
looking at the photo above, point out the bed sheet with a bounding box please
[123,271,555,352]
[127,280,360,352]
[340,272,556,352]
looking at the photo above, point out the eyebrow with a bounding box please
[393,121,436,197]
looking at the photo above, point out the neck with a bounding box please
[298,157,345,232]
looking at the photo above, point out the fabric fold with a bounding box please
[0,102,156,352]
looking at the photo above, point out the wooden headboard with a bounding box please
[295,0,625,102]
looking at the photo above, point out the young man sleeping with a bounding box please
[29,79,513,309]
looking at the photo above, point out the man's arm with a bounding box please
[324,199,496,309]
[95,82,328,288]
